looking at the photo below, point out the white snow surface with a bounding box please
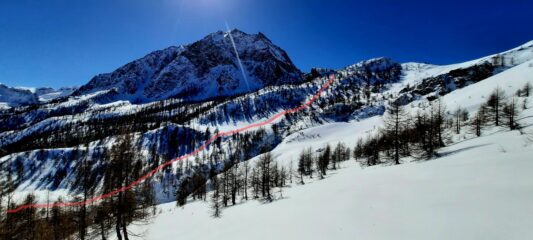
[127,128,533,240]
[439,60,533,112]
[265,116,383,166]
[119,45,533,240]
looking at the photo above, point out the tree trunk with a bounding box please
[116,193,123,240]
[122,218,129,240]
[100,221,107,240]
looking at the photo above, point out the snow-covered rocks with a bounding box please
[73,29,303,104]
[0,84,39,107]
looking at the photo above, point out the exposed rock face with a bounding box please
[74,29,303,103]
[397,62,495,103]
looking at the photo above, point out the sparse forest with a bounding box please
[1,80,531,239]
[354,84,531,166]
[0,132,157,240]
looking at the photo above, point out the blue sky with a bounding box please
[0,0,532,88]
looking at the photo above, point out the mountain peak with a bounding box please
[74,30,302,104]
[345,57,398,72]
[200,29,273,46]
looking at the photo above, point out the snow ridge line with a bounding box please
[6,74,337,214]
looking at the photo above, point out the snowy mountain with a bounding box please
[1,35,532,195]
[73,29,303,104]
[0,84,39,108]
[33,87,76,102]
[121,43,533,240]
[1,31,533,240]
[0,84,76,108]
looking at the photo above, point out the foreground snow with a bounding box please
[127,128,533,240]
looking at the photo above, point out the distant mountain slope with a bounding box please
[0,84,39,108]
[73,29,303,103]
[33,87,76,102]
[0,84,76,108]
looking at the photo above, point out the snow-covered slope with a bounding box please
[439,59,533,111]
[0,84,76,108]
[127,127,533,240]
[401,40,533,85]
[34,87,76,102]
[390,40,533,103]
[0,84,39,108]
[115,41,533,240]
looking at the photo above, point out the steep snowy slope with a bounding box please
[390,40,533,104]
[438,59,533,111]
[400,40,533,86]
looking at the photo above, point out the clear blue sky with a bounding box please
[1,0,532,88]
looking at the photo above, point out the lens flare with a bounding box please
[225,21,251,92]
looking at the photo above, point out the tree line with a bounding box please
[354,83,531,166]
[1,80,530,238]
[171,139,352,218]
[0,133,157,240]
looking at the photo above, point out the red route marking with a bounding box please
[7,74,337,214]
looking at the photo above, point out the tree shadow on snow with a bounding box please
[433,143,493,159]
